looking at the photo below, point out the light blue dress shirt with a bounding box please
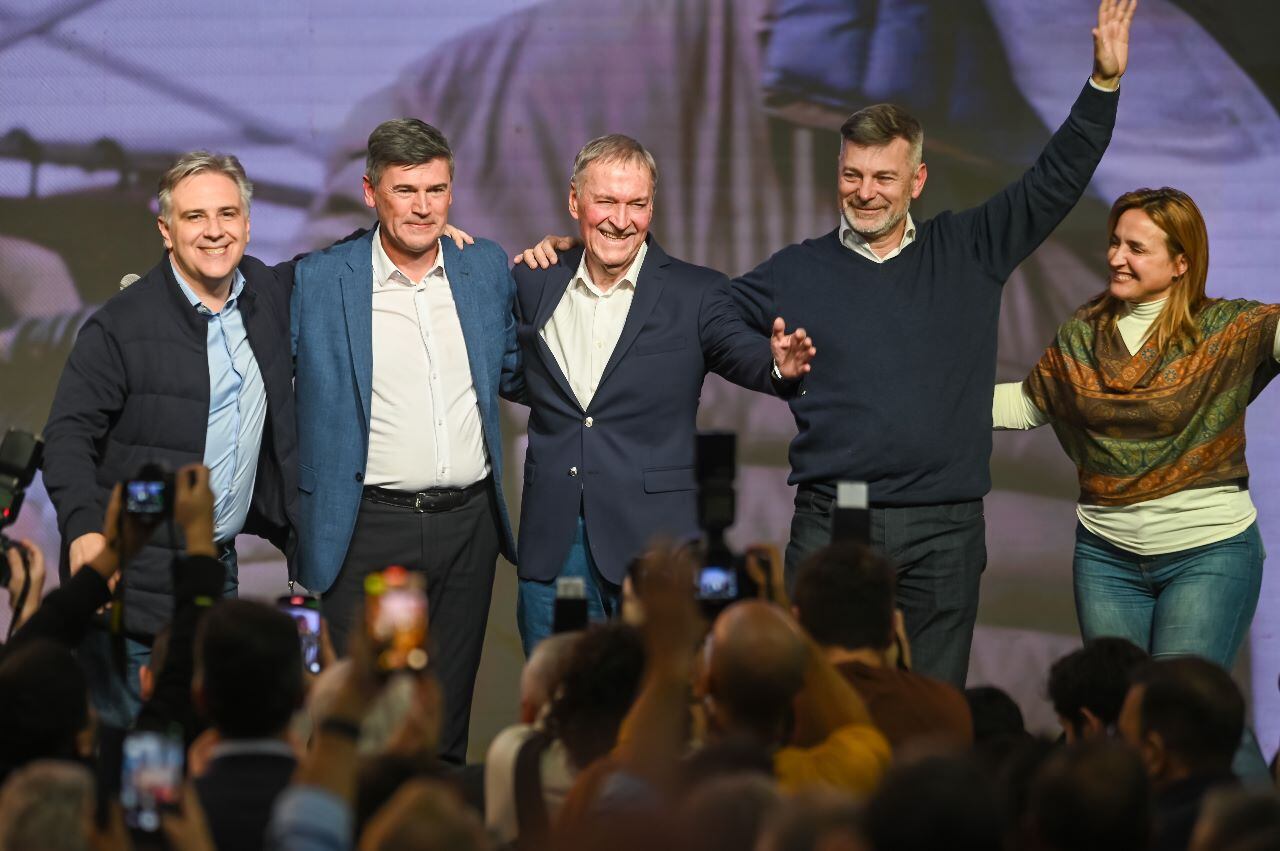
[172,263,267,543]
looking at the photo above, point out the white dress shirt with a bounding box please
[366,229,488,491]
[541,242,648,410]
[839,212,917,263]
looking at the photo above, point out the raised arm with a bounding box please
[961,0,1134,282]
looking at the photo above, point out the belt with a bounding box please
[361,479,487,513]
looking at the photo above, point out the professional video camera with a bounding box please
[0,428,43,586]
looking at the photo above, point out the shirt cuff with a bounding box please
[1087,75,1120,93]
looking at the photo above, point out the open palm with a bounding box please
[1093,0,1137,85]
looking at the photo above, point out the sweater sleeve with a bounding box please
[41,313,128,545]
[992,382,1048,430]
[701,276,775,395]
[959,81,1118,282]
[729,256,778,335]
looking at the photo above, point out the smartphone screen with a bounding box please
[552,576,589,633]
[120,731,183,832]
[365,568,428,672]
[697,565,738,601]
[277,595,323,674]
[125,480,167,515]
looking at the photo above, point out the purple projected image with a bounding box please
[1,0,1278,758]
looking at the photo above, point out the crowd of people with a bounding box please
[3,496,1279,851]
[3,0,1280,846]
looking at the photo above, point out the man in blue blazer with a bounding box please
[291,119,521,762]
[512,134,813,652]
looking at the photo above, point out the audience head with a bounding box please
[0,760,95,851]
[758,792,868,851]
[194,599,303,740]
[677,773,784,851]
[544,622,645,770]
[793,543,896,652]
[965,685,1026,743]
[1119,656,1244,785]
[863,753,1007,851]
[357,778,489,851]
[705,601,807,748]
[1024,739,1150,851]
[1047,637,1149,743]
[0,640,91,783]
[519,632,578,724]
[1190,787,1280,851]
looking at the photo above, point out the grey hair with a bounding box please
[157,151,253,224]
[839,104,924,169]
[571,134,658,193]
[365,118,455,187]
[0,760,95,851]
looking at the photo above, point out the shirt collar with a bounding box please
[170,258,245,315]
[372,225,445,289]
[572,240,648,297]
[838,212,916,255]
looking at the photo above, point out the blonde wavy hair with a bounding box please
[1084,187,1210,355]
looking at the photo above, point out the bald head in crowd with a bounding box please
[519,633,578,724]
[706,602,808,746]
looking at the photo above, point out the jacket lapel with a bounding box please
[595,237,668,392]
[340,233,376,430]
[441,240,490,406]
[532,249,583,410]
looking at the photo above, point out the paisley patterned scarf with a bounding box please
[1025,299,1280,506]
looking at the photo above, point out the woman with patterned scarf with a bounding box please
[993,187,1280,666]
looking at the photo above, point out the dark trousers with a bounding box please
[321,483,499,764]
[786,487,986,687]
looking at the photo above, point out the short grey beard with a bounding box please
[844,202,909,244]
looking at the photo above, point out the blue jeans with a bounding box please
[79,544,239,730]
[786,488,986,687]
[1074,523,1265,667]
[517,516,620,656]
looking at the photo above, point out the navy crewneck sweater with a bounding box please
[733,82,1118,506]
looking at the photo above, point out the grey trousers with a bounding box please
[786,487,987,687]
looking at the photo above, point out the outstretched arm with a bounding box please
[992,382,1049,431]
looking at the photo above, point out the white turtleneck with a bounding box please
[993,298,1280,555]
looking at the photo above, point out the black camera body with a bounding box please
[0,428,44,587]
[695,432,750,618]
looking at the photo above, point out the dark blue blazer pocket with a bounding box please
[299,464,316,494]
[643,465,696,493]
[634,335,688,356]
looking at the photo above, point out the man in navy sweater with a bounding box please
[728,0,1135,685]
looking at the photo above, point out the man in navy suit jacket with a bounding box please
[512,135,813,652]
[291,119,521,762]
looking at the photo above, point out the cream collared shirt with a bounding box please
[366,229,488,490]
[838,212,917,263]
[540,242,648,410]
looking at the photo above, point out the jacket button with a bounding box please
[568,466,578,477]
[355,472,364,482]
[584,416,594,428]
